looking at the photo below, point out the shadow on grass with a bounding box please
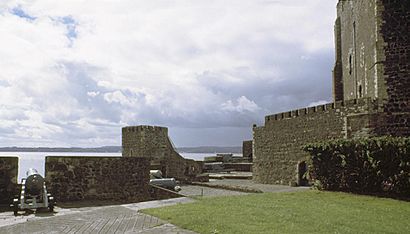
[358,192,410,202]
[314,188,410,202]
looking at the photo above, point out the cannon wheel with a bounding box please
[48,196,55,212]
[13,201,19,216]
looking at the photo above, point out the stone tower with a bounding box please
[333,0,409,104]
[122,125,170,160]
[122,125,203,181]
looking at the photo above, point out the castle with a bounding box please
[1,0,407,205]
[252,0,409,185]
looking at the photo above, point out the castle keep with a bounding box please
[253,0,409,184]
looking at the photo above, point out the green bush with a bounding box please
[303,137,410,197]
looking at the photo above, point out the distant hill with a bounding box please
[0,146,122,153]
[0,146,242,154]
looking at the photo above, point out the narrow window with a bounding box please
[359,85,362,98]
[349,54,353,75]
[353,21,358,98]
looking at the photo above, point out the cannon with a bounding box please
[149,170,181,192]
[11,168,55,215]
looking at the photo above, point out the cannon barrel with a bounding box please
[149,178,181,191]
[25,168,45,196]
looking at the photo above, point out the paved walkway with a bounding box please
[0,198,196,234]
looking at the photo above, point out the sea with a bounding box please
[0,152,241,181]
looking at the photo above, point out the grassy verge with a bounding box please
[142,190,410,234]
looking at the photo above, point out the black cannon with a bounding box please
[149,170,181,192]
[11,168,55,215]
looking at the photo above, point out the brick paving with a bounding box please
[0,198,196,234]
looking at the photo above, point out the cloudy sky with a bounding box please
[0,0,338,147]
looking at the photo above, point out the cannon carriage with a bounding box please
[11,168,55,215]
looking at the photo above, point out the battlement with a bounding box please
[264,98,381,124]
[253,0,409,185]
[122,125,168,133]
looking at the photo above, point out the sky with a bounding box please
[0,0,338,147]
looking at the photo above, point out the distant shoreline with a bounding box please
[0,146,242,154]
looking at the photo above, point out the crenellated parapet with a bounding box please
[122,125,168,133]
[263,98,382,125]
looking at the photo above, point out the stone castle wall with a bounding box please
[0,157,18,204]
[242,140,253,160]
[122,125,203,182]
[333,0,409,136]
[253,0,409,185]
[377,0,410,137]
[253,98,383,184]
[335,0,387,101]
[332,16,344,101]
[45,156,150,202]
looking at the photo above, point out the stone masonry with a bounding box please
[253,99,383,184]
[122,125,203,182]
[45,156,150,202]
[242,140,253,161]
[0,157,18,205]
[253,0,409,185]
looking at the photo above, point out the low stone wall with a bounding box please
[45,156,150,202]
[224,163,253,172]
[162,156,203,182]
[0,157,18,205]
[242,140,253,160]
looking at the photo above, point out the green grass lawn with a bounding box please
[142,190,410,234]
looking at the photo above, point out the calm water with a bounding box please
[0,152,238,181]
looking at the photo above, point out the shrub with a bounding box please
[303,137,410,197]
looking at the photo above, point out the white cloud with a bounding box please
[0,0,338,147]
[87,91,99,97]
[103,90,138,107]
[308,100,330,107]
[221,96,261,113]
